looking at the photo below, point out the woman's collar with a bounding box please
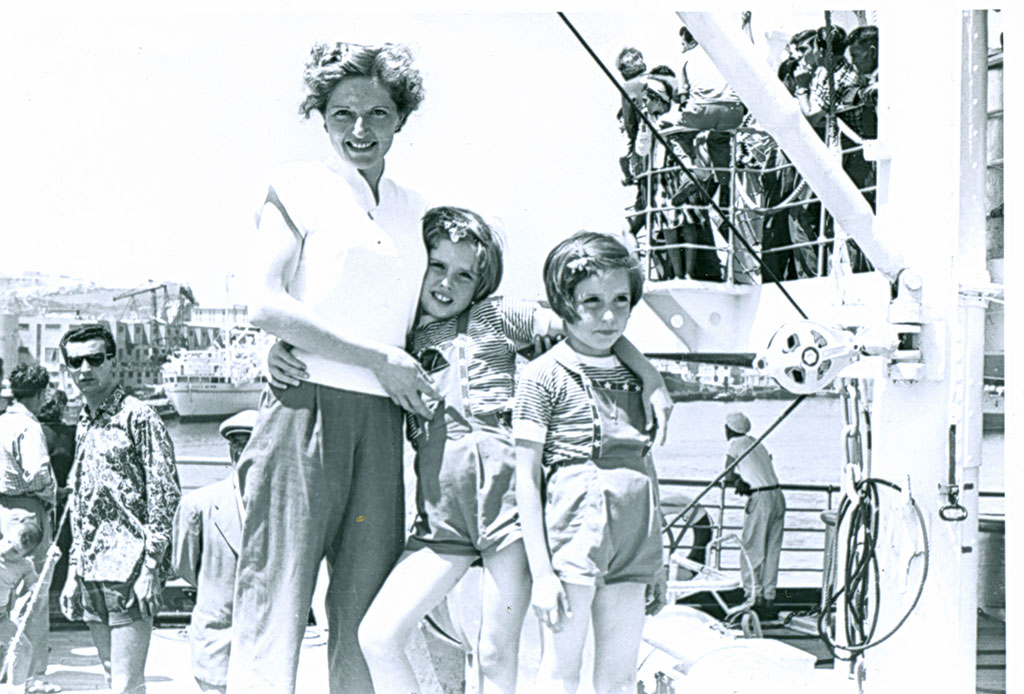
[325,152,386,204]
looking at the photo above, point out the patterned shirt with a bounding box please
[514,351,644,469]
[0,402,57,505]
[810,58,864,135]
[411,297,554,416]
[70,386,181,582]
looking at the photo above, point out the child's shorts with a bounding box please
[78,578,146,627]
[407,414,520,558]
[545,458,663,586]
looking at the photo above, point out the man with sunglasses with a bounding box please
[57,324,181,694]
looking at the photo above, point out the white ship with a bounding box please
[161,327,268,419]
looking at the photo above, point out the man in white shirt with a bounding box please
[723,411,785,620]
[0,364,58,682]
[676,25,746,208]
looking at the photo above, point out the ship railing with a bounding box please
[659,477,839,587]
[660,477,1004,589]
[172,458,1004,588]
[629,106,876,284]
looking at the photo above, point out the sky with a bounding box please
[0,8,849,308]
[0,6,1010,351]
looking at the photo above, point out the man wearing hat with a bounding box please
[171,409,255,694]
[723,411,785,620]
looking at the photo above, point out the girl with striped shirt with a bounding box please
[514,231,668,694]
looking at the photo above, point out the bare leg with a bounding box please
[358,549,476,694]
[477,542,531,693]
[0,620,32,687]
[85,623,113,688]
[88,620,153,693]
[536,582,595,694]
[591,583,646,694]
[108,618,153,694]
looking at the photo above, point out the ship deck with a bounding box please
[32,611,1005,693]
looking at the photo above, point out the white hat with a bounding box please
[642,75,673,103]
[725,411,751,434]
[219,409,258,439]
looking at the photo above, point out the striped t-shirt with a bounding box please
[513,350,644,469]
[411,297,554,416]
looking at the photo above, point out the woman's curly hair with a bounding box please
[299,42,425,130]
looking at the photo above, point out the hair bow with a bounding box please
[567,256,591,273]
[441,218,470,243]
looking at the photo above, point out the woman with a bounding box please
[227,42,439,694]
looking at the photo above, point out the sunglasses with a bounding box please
[65,352,113,369]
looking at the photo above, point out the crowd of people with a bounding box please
[0,35,794,694]
[618,18,880,283]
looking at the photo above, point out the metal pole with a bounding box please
[953,10,989,693]
[677,12,906,281]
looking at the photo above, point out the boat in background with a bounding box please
[161,326,268,420]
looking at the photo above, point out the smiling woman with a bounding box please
[226,41,439,694]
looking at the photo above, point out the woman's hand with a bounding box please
[267,341,308,388]
[375,346,441,419]
[531,573,571,632]
[646,569,668,616]
[642,378,674,445]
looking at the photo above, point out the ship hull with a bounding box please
[164,382,263,419]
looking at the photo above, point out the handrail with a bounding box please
[630,115,877,285]
[660,476,1004,585]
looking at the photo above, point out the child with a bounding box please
[268,208,670,694]
[514,231,667,694]
[0,520,44,692]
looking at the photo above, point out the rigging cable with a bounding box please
[556,11,809,321]
[817,477,929,660]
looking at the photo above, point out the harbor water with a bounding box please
[164,395,1004,591]
[166,396,1005,494]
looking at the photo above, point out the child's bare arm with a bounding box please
[515,441,570,631]
[15,567,38,600]
[612,337,674,444]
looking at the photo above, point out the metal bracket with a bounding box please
[938,483,968,522]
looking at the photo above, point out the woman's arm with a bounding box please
[248,203,437,416]
[612,337,674,444]
[515,440,570,631]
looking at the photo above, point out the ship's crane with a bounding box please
[113,282,197,355]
